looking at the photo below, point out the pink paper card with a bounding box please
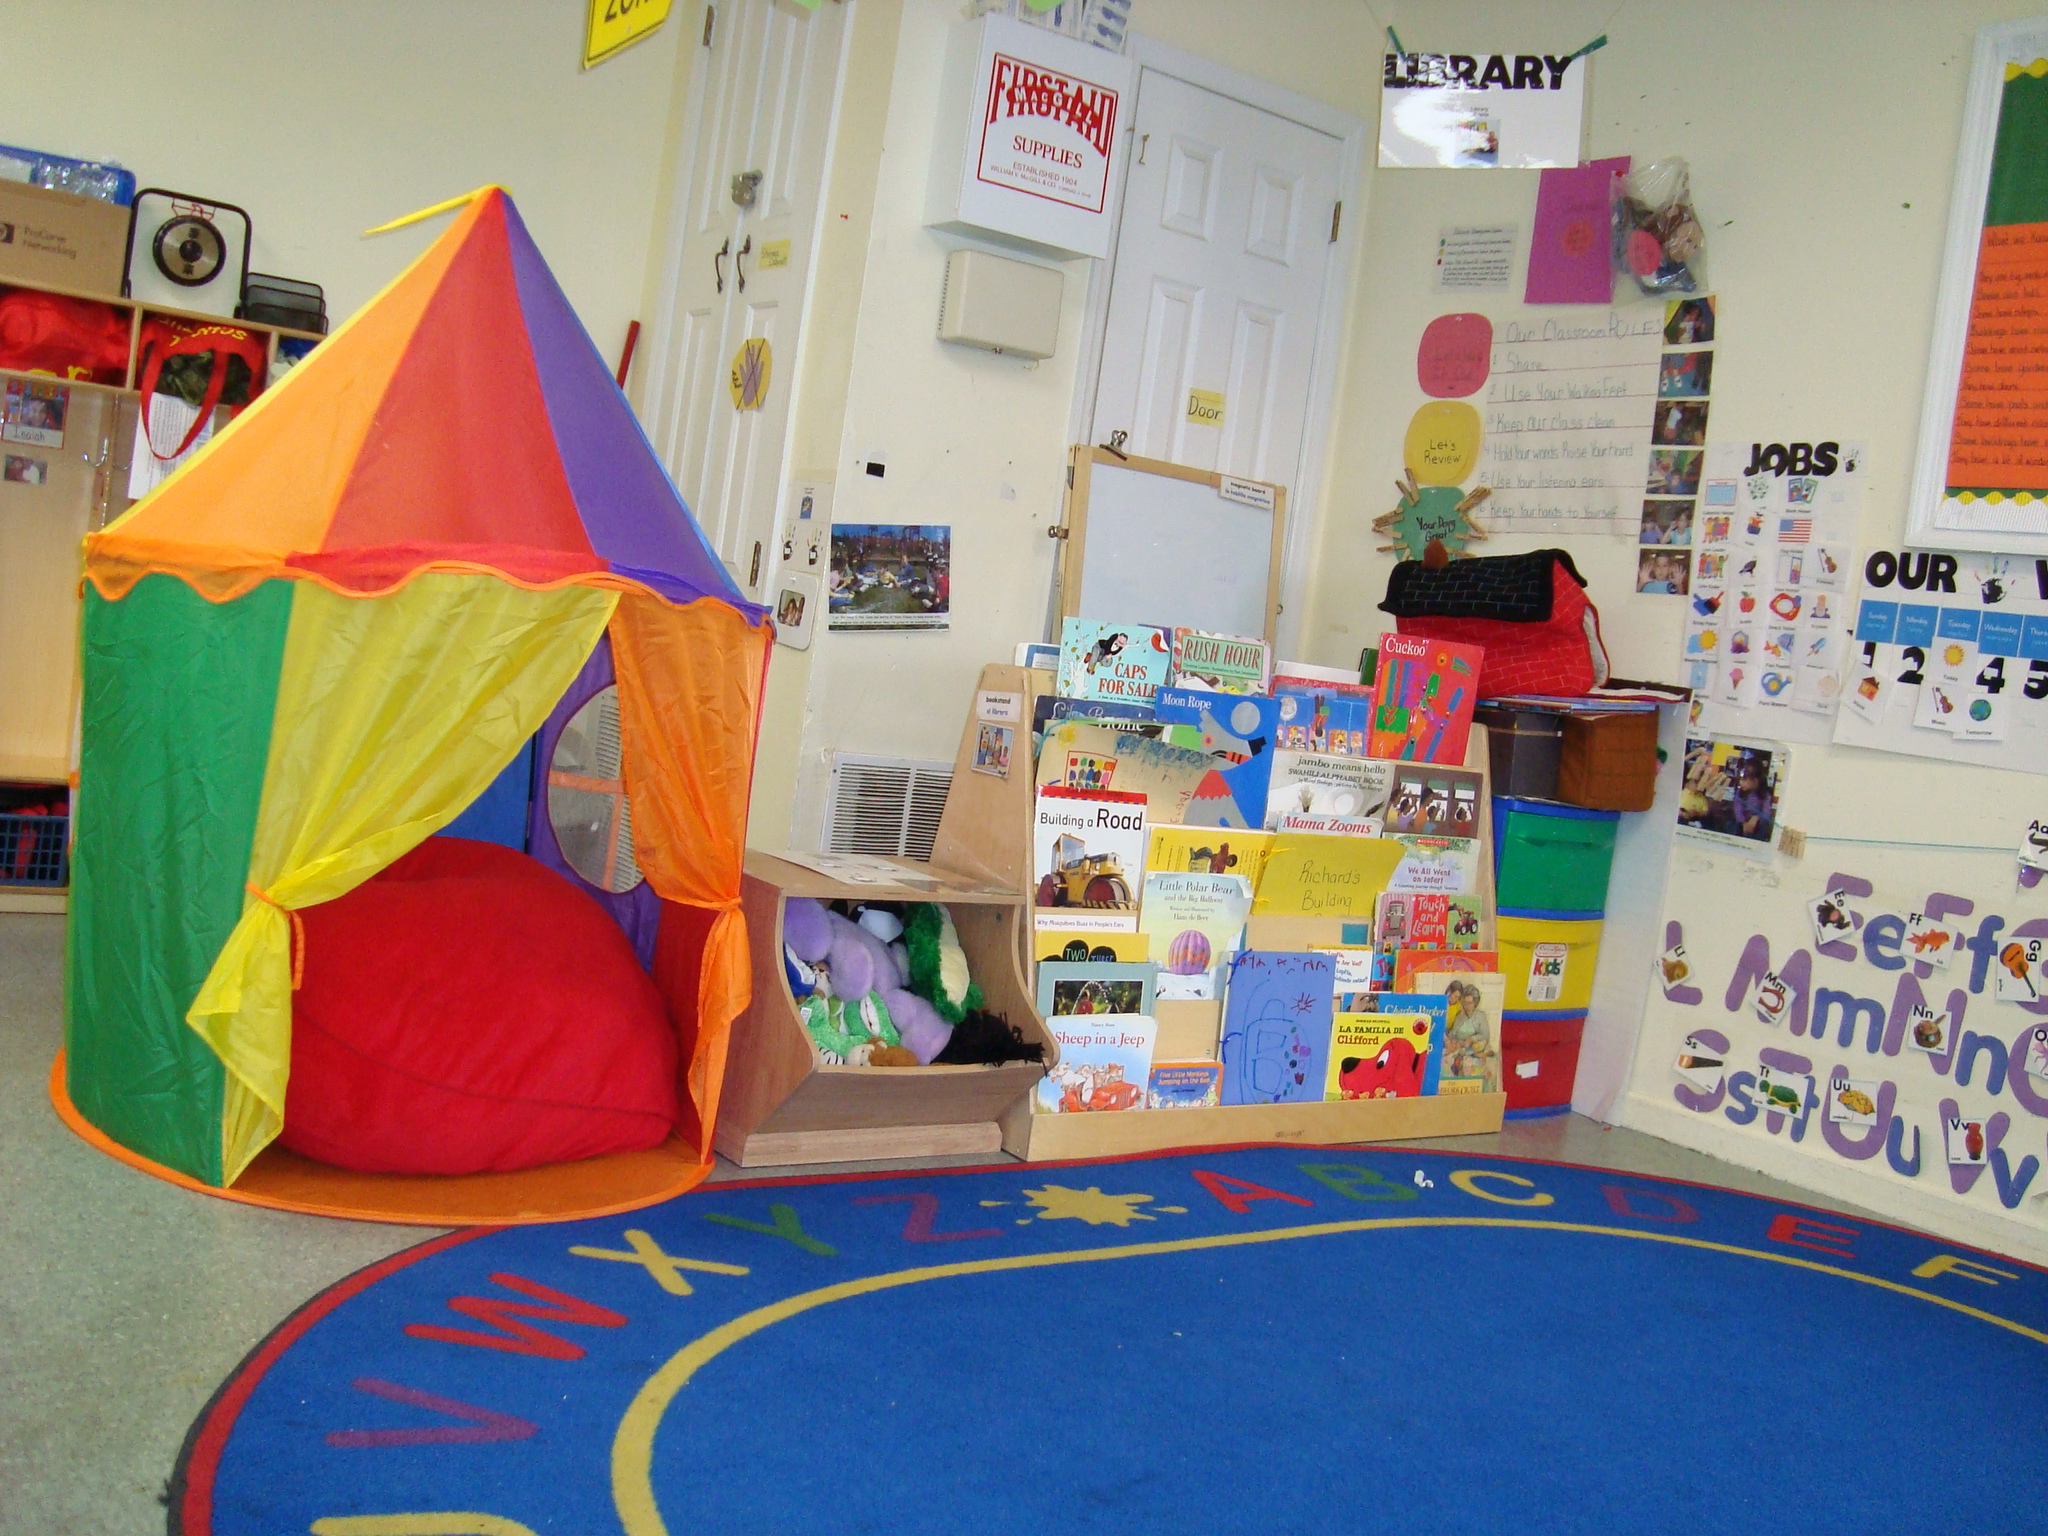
[1525,155,1627,305]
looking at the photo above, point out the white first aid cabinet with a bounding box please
[926,15,1133,261]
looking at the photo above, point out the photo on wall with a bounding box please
[1647,448,1702,496]
[1637,548,1692,595]
[1652,400,1709,447]
[1664,294,1715,346]
[827,523,951,630]
[1640,499,1695,545]
[1658,350,1714,398]
[1677,734,1785,853]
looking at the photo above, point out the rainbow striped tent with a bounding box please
[62,189,770,1202]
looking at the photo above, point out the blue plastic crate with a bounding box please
[0,811,68,886]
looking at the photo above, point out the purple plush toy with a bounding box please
[782,897,953,1063]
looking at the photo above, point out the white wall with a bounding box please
[1294,0,2048,1260]
[0,1,685,363]
[772,0,1388,846]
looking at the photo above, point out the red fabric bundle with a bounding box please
[1381,550,1607,698]
[282,837,678,1175]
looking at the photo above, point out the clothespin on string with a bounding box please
[1566,34,1607,63]
[1386,25,1405,56]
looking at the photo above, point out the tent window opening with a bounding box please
[547,685,644,894]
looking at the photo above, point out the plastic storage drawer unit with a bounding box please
[1501,1012,1584,1117]
[1491,796,1618,917]
[1497,913,1603,1012]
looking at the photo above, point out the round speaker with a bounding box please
[151,214,226,288]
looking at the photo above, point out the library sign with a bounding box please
[1378,48,1589,169]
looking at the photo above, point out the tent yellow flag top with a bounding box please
[63,190,772,1208]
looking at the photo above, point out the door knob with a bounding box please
[730,169,763,207]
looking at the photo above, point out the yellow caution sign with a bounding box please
[584,0,674,69]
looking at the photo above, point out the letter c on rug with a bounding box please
[1449,1170,1554,1206]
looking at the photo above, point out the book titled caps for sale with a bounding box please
[1058,618,1170,703]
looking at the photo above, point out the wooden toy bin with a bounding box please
[716,851,1056,1168]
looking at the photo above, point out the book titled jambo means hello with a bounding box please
[1058,619,1171,703]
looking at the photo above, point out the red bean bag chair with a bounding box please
[280,837,679,1175]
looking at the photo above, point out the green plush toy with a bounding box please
[905,903,983,1024]
[799,990,906,1065]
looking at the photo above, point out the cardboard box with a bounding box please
[0,182,129,296]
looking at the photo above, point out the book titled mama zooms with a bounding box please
[1170,627,1271,695]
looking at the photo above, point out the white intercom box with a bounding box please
[925,14,1132,260]
[938,248,1064,359]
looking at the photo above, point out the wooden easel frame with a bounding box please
[1058,445,1289,642]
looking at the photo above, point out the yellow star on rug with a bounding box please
[1021,1184,1158,1226]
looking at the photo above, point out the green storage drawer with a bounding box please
[1494,797,1619,915]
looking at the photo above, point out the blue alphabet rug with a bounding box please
[174,1146,2048,1534]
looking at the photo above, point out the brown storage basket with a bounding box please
[1557,711,1659,811]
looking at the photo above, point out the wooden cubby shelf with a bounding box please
[715,851,1057,1168]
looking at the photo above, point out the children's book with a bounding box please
[1138,871,1253,1000]
[1273,687,1372,755]
[1374,892,1484,954]
[1033,785,1146,931]
[1387,834,1484,895]
[1382,764,1484,839]
[1251,833,1406,923]
[1152,686,1280,830]
[1147,1059,1224,1109]
[1272,658,1373,697]
[1036,961,1157,1018]
[1264,750,1394,833]
[1035,930,1150,966]
[1410,970,1505,1095]
[1035,723,1218,826]
[1170,628,1271,695]
[1015,641,1059,670]
[1369,632,1483,763]
[1145,823,1274,890]
[1392,947,1497,989]
[1035,1015,1157,1113]
[1330,992,1446,1093]
[1034,693,1158,738]
[1058,619,1171,703]
[1325,1010,1436,1100]
[1219,951,1336,1105]
[1311,946,1380,991]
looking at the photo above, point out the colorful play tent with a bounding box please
[57,188,772,1220]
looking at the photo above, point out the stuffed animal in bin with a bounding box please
[782,897,1042,1067]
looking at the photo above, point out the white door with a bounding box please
[1089,70,1343,485]
[644,0,848,597]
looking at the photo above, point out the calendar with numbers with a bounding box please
[1830,546,2048,776]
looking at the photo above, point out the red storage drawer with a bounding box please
[1500,1013,1585,1118]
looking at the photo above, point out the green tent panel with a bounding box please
[65,575,295,1184]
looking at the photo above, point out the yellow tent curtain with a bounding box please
[187,575,618,1182]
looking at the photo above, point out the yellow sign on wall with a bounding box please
[1186,388,1226,427]
[758,238,792,270]
[1403,400,1483,485]
[729,336,772,411]
[584,0,674,69]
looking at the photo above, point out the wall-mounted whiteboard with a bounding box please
[1058,446,1287,640]
[1906,16,2048,556]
